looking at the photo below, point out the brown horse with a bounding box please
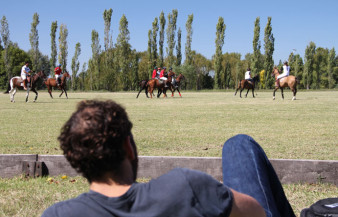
[234,75,259,98]
[147,78,168,98]
[45,71,71,99]
[271,67,298,100]
[4,71,46,103]
[168,73,185,97]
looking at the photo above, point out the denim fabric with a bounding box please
[222,134,296,217]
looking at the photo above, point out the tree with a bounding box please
[90,30,100,90]
[214,17,226,89]
[147,29,153,78]
[263,17,274,89]
[71,42,81,90]
[251,17,261,78]
[159,11,166,67]
[176,28,182,66]
[166,9,178,67]
[185,14,193,66]
[116,14,131,90]
[50,21,58,76]
[152,17,159,68]
[303,42,316,89]
[29,13,40,71]
[327,47,336,89]
[1,16,11,81]
[103,8,113,51]
[58,24,68,72]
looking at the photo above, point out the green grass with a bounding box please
[0,90,337,216]
[1,90,337,160]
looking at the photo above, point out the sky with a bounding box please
[1,0,337,73]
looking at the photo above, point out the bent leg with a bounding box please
[222,134,295,217]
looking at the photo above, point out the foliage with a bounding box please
[327,47,336,88]
[185,14,193,66]
[214,17,226,89]
[50,21,57,76]
[251,17,261,77]
[103,8,113,51]
[71,42,81,90]
[152,17,159,68]
[159,11,166,68]
[176,28,182,66]
[58,24,68,72]
[304,42,316,89]
[166,9,178,68]
[29,13,40,72]
[1,16,11,80]
[263,17,275,89]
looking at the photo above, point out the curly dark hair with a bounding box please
[58,100,133,182]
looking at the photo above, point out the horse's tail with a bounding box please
[3,80,11,94]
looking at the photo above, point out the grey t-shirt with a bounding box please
[42,168,233,217]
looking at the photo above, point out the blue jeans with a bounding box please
[222,134,296,217]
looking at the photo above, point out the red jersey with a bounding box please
[160,69,166,78]
[152,69,157,79]
[55,67,62,75]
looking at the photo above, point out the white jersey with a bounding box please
[277,65,290,79]
[245,71,251,80]
[21,65,30,79]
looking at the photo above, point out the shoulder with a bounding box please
[41,193,92,217]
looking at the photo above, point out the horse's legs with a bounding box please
[31,89,38,102]
[25,87,30,103]
[48,86,53,98]
[177,88,182,97]
[64,89,68,99]
[148,86,153,99]
[245,89,250,98]
[136,87,143,98]
[252,88,255,98]
[273,87,278,100]
[9,88,16,102]
[293,88,297,100]
[280,88,284,100]
[240,89,243,98]
[59,89,64,97]
[234,88,239,96]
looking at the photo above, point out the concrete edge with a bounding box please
[0,154,337,185]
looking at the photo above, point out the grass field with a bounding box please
[0,89,337,216]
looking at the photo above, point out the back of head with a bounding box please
[58,100,133,182]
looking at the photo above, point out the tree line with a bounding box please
[0,10,337,91]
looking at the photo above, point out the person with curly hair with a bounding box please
[42,100,295,217]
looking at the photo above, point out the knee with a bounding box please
[222,134,261,154]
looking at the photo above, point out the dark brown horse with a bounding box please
[271,67,298,100]
[4,70,46,103]
[136,79,149,98]
[168,73,185,97]
[234,75,259,98]
[45,71,71,99]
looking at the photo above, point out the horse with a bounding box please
[147,78,168,98]
[136,79,149,98]
[44,71,71,99]
[271,67,298,100]
[4,70,46,103]
[167,73,185,97]
[234,74,259,98]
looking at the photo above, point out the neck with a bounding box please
[89,158,135,197]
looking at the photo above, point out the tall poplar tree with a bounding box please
[159,12,166,67]
[147,29,153,77]
[1,16,11,80]
[116,14,131,90]
[50,21,58,74]
[251,17,261,77]
[58,24,68,72]
[103,8,113,51]
[166,9,178,67]
[71,42,81,90]
[152,17,159,68]
[263,17,274,89]
[29,13,40,71]
[304,41,316,89]
[185,14,193,65]
[214,17,226,89]
[91,30,100,90]
[327,47,336,89]
[176,28,182,66]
